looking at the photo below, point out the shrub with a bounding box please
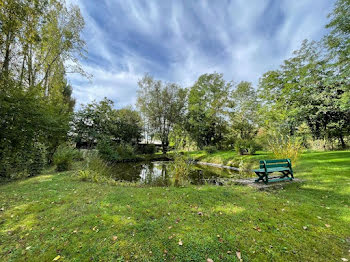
[0,142,47,179]
[84,152,113,178]
[268,135,303,165]
[137,144,157,154]
[97,137,137,162]
[235,139,261,155]
[28,142,47,176]
[53,145,77,171]
[203,145,217,154]
[169,154,192,187]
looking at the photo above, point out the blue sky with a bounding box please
[66,0,335,108]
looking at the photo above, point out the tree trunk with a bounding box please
[339,132,346,149]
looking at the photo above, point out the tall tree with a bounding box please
[187,73,233,149]
[137,74,187,154]
[0,0,86,178]
[230,81,259,140]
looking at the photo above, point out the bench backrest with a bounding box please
[259,159,291,169]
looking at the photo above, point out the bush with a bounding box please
[84,152,113,177]
[0,142,47,179]
[234,139,261,155]
[53,145,77,171]
[28,142,47,176]
[137,144,157,154]
[203,145,217,154]
[97,137,137,162]
[268,135,303,165]
[169,154,192,187]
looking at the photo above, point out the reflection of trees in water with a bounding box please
[110,162,144,182]
[142,162,171,186]
[109,161,243,185]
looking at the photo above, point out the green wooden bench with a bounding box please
[253,159,294,184]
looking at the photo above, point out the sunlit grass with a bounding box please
[0,151,349,261]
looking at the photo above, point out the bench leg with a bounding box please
[279,171,293,180]
[255,172,266,183]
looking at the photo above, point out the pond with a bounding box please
[109,161,253,186]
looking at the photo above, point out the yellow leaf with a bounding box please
[53,255,61,261]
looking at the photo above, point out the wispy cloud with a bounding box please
[66,0,335,108]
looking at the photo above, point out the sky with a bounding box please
[66,0,336,108]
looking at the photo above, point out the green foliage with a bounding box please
[137,144,157,155]
[53,145,77,171]
[203,145,217,154]
[97,137,137,163]
[0,0,85,179]
[268,135,303,165]
[187,73,233,149]
[137,74,187,154]
[73,99,142,149]
[234,139,261,155]
[258,39,350,148]
[169,154,192,187]
[229,81,259,140]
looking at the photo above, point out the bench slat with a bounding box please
[254,167,289,173]
[259,159,288,163]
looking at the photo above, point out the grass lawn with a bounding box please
[0,151,349,261]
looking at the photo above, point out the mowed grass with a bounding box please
[0,151,349,261]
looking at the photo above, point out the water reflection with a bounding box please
[109,161,248,186]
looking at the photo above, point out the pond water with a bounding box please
[109,161,252,186]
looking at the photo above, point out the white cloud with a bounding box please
[66,0,336,108]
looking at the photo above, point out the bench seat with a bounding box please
[253,167,290,173]
[254,159,294,184]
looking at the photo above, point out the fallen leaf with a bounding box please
[207,259,214,262]
[112,236,118,241]
[26,246,31,250]
[236,251,242,261]
[254,226,262,232]
[178,240,183,246]
[53,255,61,261]
[325,224,331,228]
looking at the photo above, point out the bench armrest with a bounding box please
[263,160,268,174]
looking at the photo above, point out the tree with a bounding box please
[73,98,114,148]
[73,99,143,149]
[258,40,350,148]
[230,81,259,140]
[137,74,187,154]
[187,73,233,149]
[326,0,350,110]
[108,107,142,145]
[0,0,86,178]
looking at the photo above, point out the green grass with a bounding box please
[0,151,349,261]
[185,150,269,167]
